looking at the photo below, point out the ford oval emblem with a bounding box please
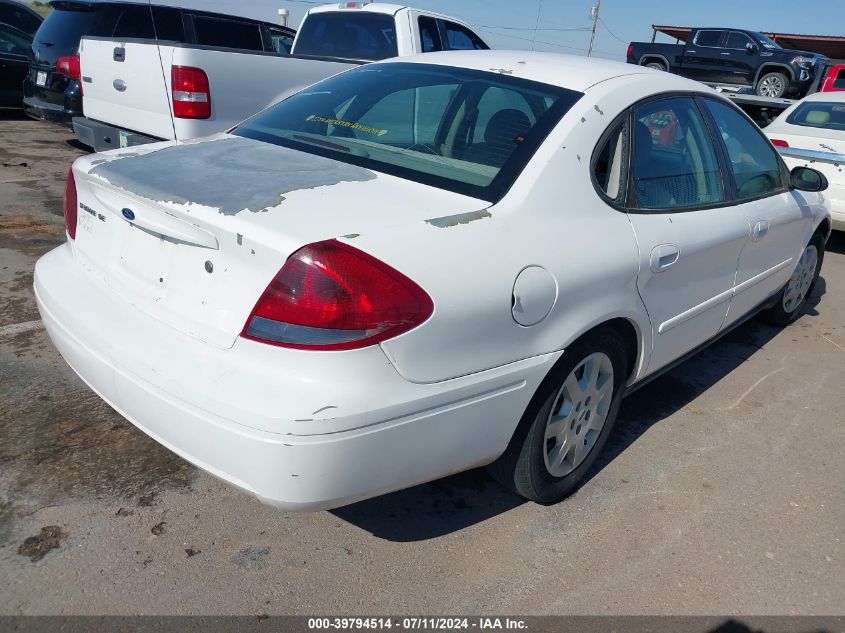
[122,208,135,221]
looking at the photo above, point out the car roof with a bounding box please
[308,3,407,15]
[50,0,293,25]
[378,50,710,93]
[799,91,845,104]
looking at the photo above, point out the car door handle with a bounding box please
[650,244,681,273]
[720,52,731,55]
[753,220,770,241]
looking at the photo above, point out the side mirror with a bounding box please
[790,166,828,192]
[746,42,758,54]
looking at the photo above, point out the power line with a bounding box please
[598,17,627,44]
[476,24,591,32]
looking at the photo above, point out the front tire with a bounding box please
[756,72,789,98]
[488,327,627,504]
[763,234,824,326]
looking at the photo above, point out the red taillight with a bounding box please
[55,54,80,80]
[242,240,434,351]
[172,65,210,119]
[63,167,77,240]
[770,139,789,148]
[626,43,634,60]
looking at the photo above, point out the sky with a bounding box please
[272,0,845,60]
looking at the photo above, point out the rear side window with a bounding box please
[835,69,845,91]
[33,8,96,53]
[418,16,441,53]
[593,120,628,203]
[194,16,263,51]
[694,30,724,47]
[442,21,487,51]
[268,26,294,54]
[0,23,31,56]
[703,99,786,200]
[294,12,397,61]
[786,101,845,132]
[113,6,154,39]
[631,97,724,210]
[152,7,185,43]
[0,4,41,35]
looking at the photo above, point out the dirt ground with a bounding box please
[0,113,843,616]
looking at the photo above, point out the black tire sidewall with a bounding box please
[519,328,628,503]
[767,233,825,325]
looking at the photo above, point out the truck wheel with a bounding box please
[645,61,666,71]
[756,72,788,98]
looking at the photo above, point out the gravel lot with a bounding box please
[0,114,843,616]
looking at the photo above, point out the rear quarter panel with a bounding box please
[370,76,659,384]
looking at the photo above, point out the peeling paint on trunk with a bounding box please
[425,210,491,228]
[89,137,377,216]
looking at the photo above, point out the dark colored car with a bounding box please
[627,28,828,99]
[0,0,43,35]
[0,21,31,109]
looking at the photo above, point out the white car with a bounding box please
[765,91,845,230]
[35,51,832,511]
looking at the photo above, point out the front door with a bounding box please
[626,96,749,374]
[701,98,814,324]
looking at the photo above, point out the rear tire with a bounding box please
[762,233,825,326]
[645,61,667,71]
[488,327,627,504]
[756,72,789,98]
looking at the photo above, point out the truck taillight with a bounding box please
[770,139,789,148]
[63,167,77,240]
[242,240,433,351]
[172,66,210,119]
[626,43,633,60]
[55,54,80,80]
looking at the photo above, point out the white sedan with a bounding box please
[35,51,831,510]
[765,91,845,230]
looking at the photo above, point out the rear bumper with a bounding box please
[35,243,555,510]
[22,77,81,125]
[72,116,161,152]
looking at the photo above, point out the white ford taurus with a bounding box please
[35,51,832,510]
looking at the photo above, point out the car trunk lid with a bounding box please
[71,135,488,349]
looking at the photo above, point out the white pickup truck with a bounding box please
[73,1,488,151]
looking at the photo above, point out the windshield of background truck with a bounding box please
[294,12,398,61]
[235,63,582,202]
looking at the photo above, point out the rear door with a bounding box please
[80,4,174,140]
[624,96,749,374]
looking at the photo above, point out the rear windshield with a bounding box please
[235,63,582,202]
[294,12,397,61]
[786,102,845,132]
[33,6,96,52]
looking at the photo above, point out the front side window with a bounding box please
[631,97,724,210]
[295,12,397,61]
[786,101,845,132]
[235,63,582,201]
[593,120,628,203]
[0,5,40,34]
[694,30,724,47]
[726,32,753,50]
[703,99,786,200]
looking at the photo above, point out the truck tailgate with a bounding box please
[80,37,174,141]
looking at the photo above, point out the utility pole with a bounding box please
[587,0,601,57]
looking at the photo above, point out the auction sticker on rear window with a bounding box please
[306,115,388,137]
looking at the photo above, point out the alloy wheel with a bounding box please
[543,352,614,477]
[783,244,818,313]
